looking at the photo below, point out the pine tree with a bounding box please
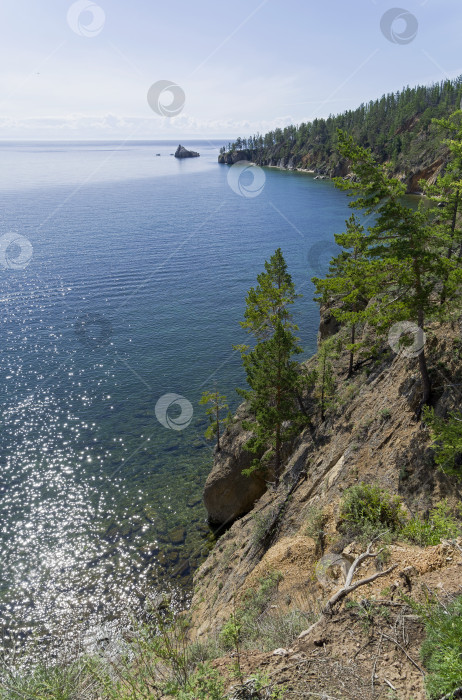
[334,130,456,406]
[238,320,304,484]
[241,247,300,341]
[199,390,229,452]
[313,214,370,377]
[315,339,338,421]
[236,250,306,485]
[423,111,462,307]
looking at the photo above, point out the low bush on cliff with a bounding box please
[304,505,327,554]
[414,594,462,699]
[220,572,283,651]
[175,663,226,700]
[340,483,406,538]
[401,500,462,546]
[424,407,462,479]
[0,660,97,700]
[340,484,461,549]
[220,572,312,654]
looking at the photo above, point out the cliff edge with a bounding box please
[189,317,462,699]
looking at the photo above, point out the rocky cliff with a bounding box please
[218,147,446,194]
[188,315,462,699]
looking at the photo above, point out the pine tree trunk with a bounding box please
[348,324,356,378]
[417,308,431,406]
[321,355,326,421]
[274,345,282,485]
[441,189,459,305]
[275,425,281,486]
[418,349,432,406]
[216,403,221,452]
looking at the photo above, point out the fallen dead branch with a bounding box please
[322,540,397,615]
[299,539,398,642]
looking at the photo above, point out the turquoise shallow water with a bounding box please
[0,140,352,655]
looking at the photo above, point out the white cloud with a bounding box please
[0,113,296,140]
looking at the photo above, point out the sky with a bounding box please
[0,0,460,140]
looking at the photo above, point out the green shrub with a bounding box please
[340,483,406,535]
[424,407,462,479]
[219,570,311,654]
[401,500,462,546]
[0,661,95,700]
[251,508,277,548]
[219,613,242,652]
[304,506,327,553]
[176,663,226,700]
[253,609,313,652]
[220,572,286,651]
[244,671,287,699]
[417,595,462,698]
[240,571,283,629]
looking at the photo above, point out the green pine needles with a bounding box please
[424,407,462,479]
[313,118,462,407]
[235,249,308,484]
[199,390,230,452]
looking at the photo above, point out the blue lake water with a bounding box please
[0,140,352,655]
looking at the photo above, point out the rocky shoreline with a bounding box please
[218,149,444,194]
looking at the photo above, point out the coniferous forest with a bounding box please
[220,77,462,182]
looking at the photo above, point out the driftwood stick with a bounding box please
[323,564,397,614]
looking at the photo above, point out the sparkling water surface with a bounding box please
[0,140,352,657]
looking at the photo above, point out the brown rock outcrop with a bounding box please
[203,406,268,526]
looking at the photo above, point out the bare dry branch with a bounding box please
[323,560,397,614]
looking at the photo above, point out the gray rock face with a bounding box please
[318,302,341,345]
[217,150,250,165]
[203,406,267,526]
[174,144,200,158]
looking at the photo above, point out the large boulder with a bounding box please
[174,144,200,158]
[217,150,251,165]
[203,406,268,526]
[318,301,341,345]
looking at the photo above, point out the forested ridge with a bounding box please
[219,77,462,186]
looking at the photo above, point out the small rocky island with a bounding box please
[174,144,200,159]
